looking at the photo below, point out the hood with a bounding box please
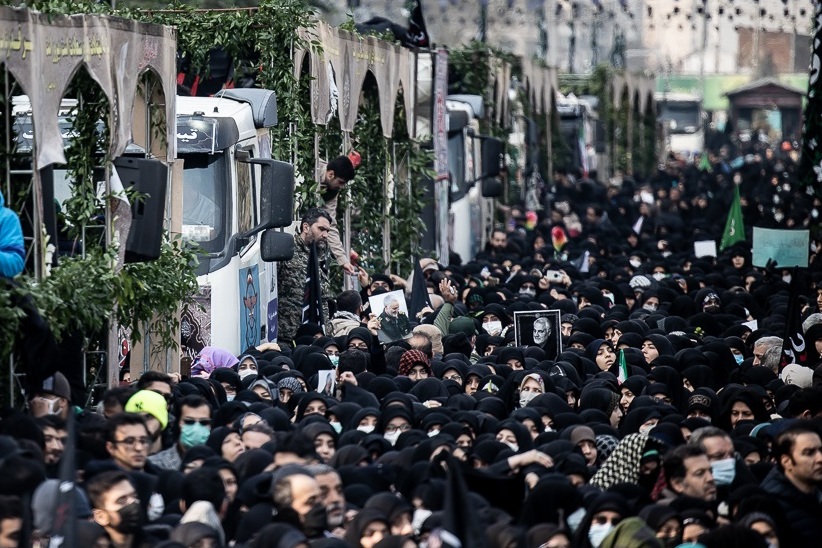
[0,189,5,208]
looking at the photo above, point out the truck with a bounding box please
[556,93,602,179]
[655,91,705,159]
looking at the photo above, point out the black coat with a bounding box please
[760,466,822,546]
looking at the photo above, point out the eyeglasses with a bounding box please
[181,418,212,426]
[113,436,151,448]
[384,424,412,434]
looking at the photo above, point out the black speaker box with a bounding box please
[114,157,168,263]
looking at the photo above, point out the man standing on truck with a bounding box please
[320,155,358,275]
[277,208,333,345]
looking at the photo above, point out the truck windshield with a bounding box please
[659,103,700,134]
[182,153,229,254]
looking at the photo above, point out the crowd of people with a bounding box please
[2,142,822,548]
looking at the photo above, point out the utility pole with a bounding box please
[478,0,488,43]
[699,0,708,94]
[569,3,578,73]
[591,7,600,68]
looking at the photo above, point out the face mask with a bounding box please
[428,429,440,438]
[384,430,401,446]
[238,369,257,380]
[226,394,235,402]
[302,503,328,538]
[483,321,502,336]
[329,421,343,434]
[519,391,538,408]
[629,259,642,269]
[503,441,519,453]
[644,304,657,313]
[519,288,536,298]
[412,508,433,534]
[652,272,666,281]
[711,457,736,486]
[147,492,165,522]
[588,522,615,548]
[783,275,792,284]
[114,501,143,534]
[638,422,656,435]
[180,422,211,449]
[566,507,586,532]
[329,355,340,367]
[734,354,744,365]
[357,425,375,434]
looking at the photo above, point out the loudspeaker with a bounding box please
[114,157,168,263]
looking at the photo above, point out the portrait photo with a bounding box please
[318,369,336,397]
[368,289,413,344]
[514,309,562,360]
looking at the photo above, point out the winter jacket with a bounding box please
[760,465,822,546]
[0,189,24,278]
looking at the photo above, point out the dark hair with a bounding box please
[0,495,20,521]
[410,332,433,358]
[336,290,362,314]
[773,421,820,471]
[86,470,132,509]
[663,445,706,483]
[274,432,317,459]
[338,349,369,375]
[105,413,148,444]
[787,388,822,418]
[327,156,355,181]
[136,371,172,391]
[178,395,212,417]
[300,208,332,234]
[183,467,226,511]
[36,415,66,432]
[102,386,136,409]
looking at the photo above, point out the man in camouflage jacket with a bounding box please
[277,208,333,345]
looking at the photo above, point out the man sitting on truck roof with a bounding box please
[320,155,357,276]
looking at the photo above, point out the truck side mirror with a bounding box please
[244,158,294,229]
[481,177,503,198]
[260,230,295,261]
[482,137,504,177]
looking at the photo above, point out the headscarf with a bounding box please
[590,433,654,490]
[398,350,431,377]
[191,346,240,377]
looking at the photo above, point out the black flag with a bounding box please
[50,410,77,546]
[408,257,432,320]
[799,1,822,194]
[406,0,430,47]
[780,267,808,371]
[301,243,325,327]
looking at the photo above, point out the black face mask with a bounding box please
[638,469,659,493]
[114,501,143,535]
[302,503,328,538]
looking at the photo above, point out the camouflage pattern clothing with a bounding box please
[277,233,332,344]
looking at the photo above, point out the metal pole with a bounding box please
[342,131,353,291]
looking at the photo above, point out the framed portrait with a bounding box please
[368,289,413,344]
[513,309,562,360]
[318,369,336,397]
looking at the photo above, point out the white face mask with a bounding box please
[519,288,536,298]
[412,508,433,534]
[644,304,657,313]
[588,522,615,548]
[384,430,402,446]
[357,425,376,434]
[629,259,642,269]
[783,274,792,284]
[238,368,257,380]
[519,391,538,408]
[566,507,586,532]
[147,492,165,522]
[226,394,235,402]
[639,422,656,435]
[502,441,519,453]
[427,429,440,438]
[483,321,503,336]
[652,272,666,281]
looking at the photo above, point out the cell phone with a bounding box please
[544,270,563,283]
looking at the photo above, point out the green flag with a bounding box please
[720,186,745,251]
[617,349,629,385]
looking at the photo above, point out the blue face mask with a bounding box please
[588,523,614,548]
[711,457,737,486]
[180,422,211,449]
[329,355,340,367]
[734,354,744,365]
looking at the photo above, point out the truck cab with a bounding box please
[655,92,705,159]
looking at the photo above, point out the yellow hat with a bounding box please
[125,390,169,430]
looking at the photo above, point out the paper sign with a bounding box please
[694,240,717,258]
[752,227,809,268]
[743,320,758,332]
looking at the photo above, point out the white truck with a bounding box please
[655,91,705,159]
[176,89,294,359]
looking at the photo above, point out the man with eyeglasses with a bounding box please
[148,395,212,472]
[105,413,153,473]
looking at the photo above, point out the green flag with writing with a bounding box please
[720,186,745,251]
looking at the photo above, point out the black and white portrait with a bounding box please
[514,310,562,360]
